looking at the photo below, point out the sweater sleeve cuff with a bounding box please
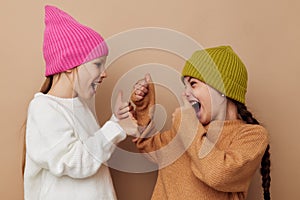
[101,121,126,144]
[82,121,126,163]
[110,114,119,122]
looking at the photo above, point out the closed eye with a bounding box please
[95,62,102,68]
[190,81,197,87]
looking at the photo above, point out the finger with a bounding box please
[145,73,152,83]
[116,90,124,106]
[134,85,148,94]
[133,95,144,101]
[136,79,147,87]
[118,106,131,115]
[135,90,146,97]
[117,112,130,120]
[118,103,136,115]
[118,113,129,120]
[118,102,130,110]
[118,109,139,121]
[140,79,147,86]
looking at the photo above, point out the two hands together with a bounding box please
[113,73,198,140]
[113,74,154,139]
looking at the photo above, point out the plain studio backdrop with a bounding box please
[1,0,299,199]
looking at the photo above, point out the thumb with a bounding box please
[145,73,152,83]
[116,90,124,105]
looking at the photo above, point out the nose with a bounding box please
[184,85,192,97]
[100,70,107,78]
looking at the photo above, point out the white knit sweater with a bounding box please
[24,93,126,200]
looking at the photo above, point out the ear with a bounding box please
[64,68,77,83]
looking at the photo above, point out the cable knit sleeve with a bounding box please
[134,120,177,164]
[136,122,175,151]
[133,94,199,165]
[188,123,269,192]
[26,97,126,179]
[135,110,197,166]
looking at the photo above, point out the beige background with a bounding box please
[1,0,300,199]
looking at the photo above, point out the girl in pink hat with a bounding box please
[22,5,135,200]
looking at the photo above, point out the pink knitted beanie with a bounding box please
[43,5,109,76]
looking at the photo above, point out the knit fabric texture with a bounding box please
[43,5,108,76]
[136,113,269,199]
[182,46,248,104]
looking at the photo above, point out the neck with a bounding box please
[213,98,238,122]
[48,73,76,98]
[225,99,239,120]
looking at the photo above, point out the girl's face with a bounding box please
[73,56,107,99]
[183,76,226,125]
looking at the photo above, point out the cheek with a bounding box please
[74,77,91,93]
[200,99,212,120]
[193,88,211,106]
[89,67,102,77]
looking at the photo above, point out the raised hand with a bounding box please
[131,73,151,102]
[114,91,139,137]
[131,74,155,127]
[172,94,199,132]
[114,90,133,120]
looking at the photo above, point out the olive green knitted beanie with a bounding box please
[182,46,248,104]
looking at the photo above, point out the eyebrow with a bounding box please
[94,60,103,65]
[95,58,105,63]
[181,77,192,86]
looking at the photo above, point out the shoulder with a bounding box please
[236,123,269,143]
[28,93,59,114]
[27,93,72,127]
[239,123,268,135]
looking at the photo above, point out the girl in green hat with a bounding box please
[131,46,271,200]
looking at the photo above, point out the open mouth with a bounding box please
[190,101,201,113]
[91,81,100,91]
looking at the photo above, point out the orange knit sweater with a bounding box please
[135,107,269,200]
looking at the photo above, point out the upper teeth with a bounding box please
[190,101,198,105]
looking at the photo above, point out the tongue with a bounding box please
[192,102,201,113]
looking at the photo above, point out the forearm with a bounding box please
[187,125,269,192]
[27,120,125,179]
[135,121,180,165]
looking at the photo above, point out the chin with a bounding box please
[86,94,94,99]
[199,117,210,126]
[79,93,93,100]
